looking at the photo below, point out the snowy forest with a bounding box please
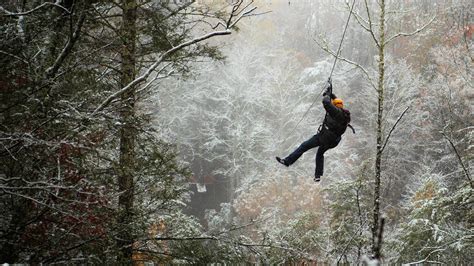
[0,0,472,264]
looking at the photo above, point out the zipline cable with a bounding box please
[329,0,357,80]
[281,0,357,146]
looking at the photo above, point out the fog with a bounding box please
[1,0,472,263]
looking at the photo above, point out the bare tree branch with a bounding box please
[345,0,380,48]
[0,2,70,17]
[213,1,259,29]
[146,236,316,261]
[380,106,409,153]
[364,0,380,47]
[92,2,256,116]
[229,1,257,28]
[92,29,231,115]
[337,218,369,264]
[229,6,258,28]
[225,0,242,28]
[0,188,72,216]
[384,15,436,45]
[350,7,370,30]
[403,259,444,265]
[46,12,87,79]
[0,50,28,64]
[136,63,174,95]
[314,36,378,91]
[441,130,472,188]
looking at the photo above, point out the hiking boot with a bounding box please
[314,175,321,182]
[276,156,289,167]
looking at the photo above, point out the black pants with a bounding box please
[284,132,341,176]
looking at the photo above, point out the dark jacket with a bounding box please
[321,94,350,137]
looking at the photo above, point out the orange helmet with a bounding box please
[332,98,344,108]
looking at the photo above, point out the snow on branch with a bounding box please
[0,2,71,17]
[385,15,436,45]
[402,259,444,265]
[92,30,230,115]
[92,1,257,116]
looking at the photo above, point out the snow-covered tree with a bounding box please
[391,171,472,264]
[0,0,257,263]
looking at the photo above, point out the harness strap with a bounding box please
[348,124,356,134]
[320,122,355,135]
[317,124,323,133]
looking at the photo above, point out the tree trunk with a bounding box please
[372,0,385,258]
[117,0,137,263]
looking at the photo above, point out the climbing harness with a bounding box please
[282,0,357,145]
[348,124,356,134]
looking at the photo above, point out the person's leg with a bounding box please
[284,134,320,165]
[315,136,341,178]
[315,146,329,177]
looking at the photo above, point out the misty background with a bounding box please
[1,0,472,264]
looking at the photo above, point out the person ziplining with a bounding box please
[276,82,352,182]
[275,0,357,182]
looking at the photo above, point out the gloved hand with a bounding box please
[323,82,332,96]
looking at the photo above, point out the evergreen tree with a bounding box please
[0,0,256,263]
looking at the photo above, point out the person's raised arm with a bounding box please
[322,86,339,116]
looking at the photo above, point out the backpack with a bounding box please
[342,109,355,134]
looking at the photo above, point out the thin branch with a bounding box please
[136,63,174,95]
[214,217,270,236]
[234,0,253,17]
[152,236,218,241]
[45,11,87,79]
[91,29,231,115]
[0,50,29,64]
[403,260,443,266]
[344,0,380,48]
[1,141,17,160]
[380,106,409,153]
[225,0,242,28]
[0,2,70,17]
[243,11,272,17]
[211,21,227,30]
[229,6,257,28]
[384,15,436,45]
[92,2,256,115]
[337,219,369,264]
[0,188,72,216]
[91,5,123,38]
[350,6,370,30]
[160,0,195,23]
[225,0,256,30]
[211,5,266,30]
[146,236,316,260]
[314,36,377,91]
[364,0,380,47]
[441,130,472,188]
